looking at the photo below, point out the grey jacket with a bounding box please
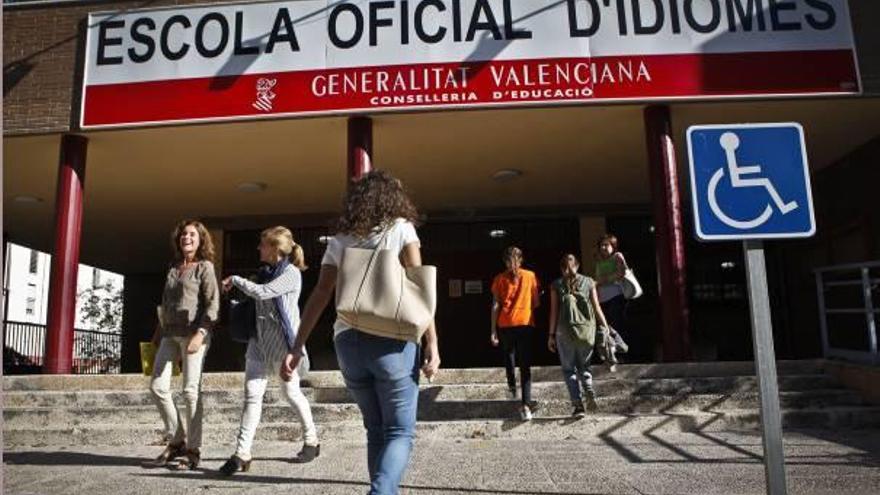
[160,260,220,337]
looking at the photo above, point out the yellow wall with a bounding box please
[579,216,606,276]
[208,228,224,278]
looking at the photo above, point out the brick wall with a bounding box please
[4,0,880,136]
[4,3,83,134]
[2,0,243,135]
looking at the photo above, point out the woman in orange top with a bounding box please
[490,246,541,421]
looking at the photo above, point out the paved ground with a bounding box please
[4,430,880,495]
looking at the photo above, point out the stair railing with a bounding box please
[814,261,880,364]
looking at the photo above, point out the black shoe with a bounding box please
[572,404,586,419]
[219,455,251,476]
[527,400,541,413]
[294,444,320,463]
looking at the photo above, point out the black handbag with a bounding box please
[227,294,256,344]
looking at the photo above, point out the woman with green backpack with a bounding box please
[548,254,611,418]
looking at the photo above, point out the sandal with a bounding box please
[141,441,185,468]
[170,448,200,471]
[219,454,251,476]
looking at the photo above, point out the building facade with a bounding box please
[4,0,880,373]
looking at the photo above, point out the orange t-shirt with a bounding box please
[491,269,539,328]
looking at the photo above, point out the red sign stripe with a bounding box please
[82,50,859,128]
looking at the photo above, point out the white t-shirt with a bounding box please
[321,218,421,337]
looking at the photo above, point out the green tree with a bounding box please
[79,282,123,332]
[76,282,123,373]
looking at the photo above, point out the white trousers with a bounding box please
[149,335,209,449]
[234,352,319,460]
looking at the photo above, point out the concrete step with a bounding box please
[8,359,871,449]
[3,403,360,428]
[2,360,828,391]
[2,389,867,429]
[5,407,880,447]
[415,390,868,419]
[1,375,843,409]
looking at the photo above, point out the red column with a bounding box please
[44,134,88,374]
[347,116,373,181]
[644,106,691,362]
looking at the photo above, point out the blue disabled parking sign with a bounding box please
[687,123,816,241]
[687,122,814,495]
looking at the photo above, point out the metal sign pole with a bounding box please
[742,239,788,495]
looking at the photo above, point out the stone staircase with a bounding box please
[4,360,879,447]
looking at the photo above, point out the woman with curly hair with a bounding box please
[145,220,220,470]
[283,170,441,495]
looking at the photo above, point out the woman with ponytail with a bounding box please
[548,254,611,418]
[219,226,320,475]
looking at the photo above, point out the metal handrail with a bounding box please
[814,260,880,274]
[814,261,879,365]
[2,320,122,374]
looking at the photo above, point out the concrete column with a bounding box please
[44,134,88,374]
[644,106,691,362]
[347,116,373,181]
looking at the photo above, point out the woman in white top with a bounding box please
[283,170,440,495]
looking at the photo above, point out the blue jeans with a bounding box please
[555,329,595,404]
[334,330,419,495]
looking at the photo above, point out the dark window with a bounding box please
[28,251,38,274]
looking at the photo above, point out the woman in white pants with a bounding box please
[146,219,219,471]
[219,226,320,475]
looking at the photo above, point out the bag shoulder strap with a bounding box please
[349,224,396,317]
[374,224,394,250]
[351,223,392,249]
[614,252,630,270]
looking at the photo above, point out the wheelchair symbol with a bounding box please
[707,132,799,230]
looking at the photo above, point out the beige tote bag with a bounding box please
[336,229,437,342]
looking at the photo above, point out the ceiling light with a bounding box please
[489,229,507,239]
[236,182,268,193]
[13,195,43,203]
[318,236,332,245]
[491,169,522,182]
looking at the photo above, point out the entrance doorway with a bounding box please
[421,218,580,369]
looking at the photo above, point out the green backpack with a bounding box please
[559,279,597,345]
